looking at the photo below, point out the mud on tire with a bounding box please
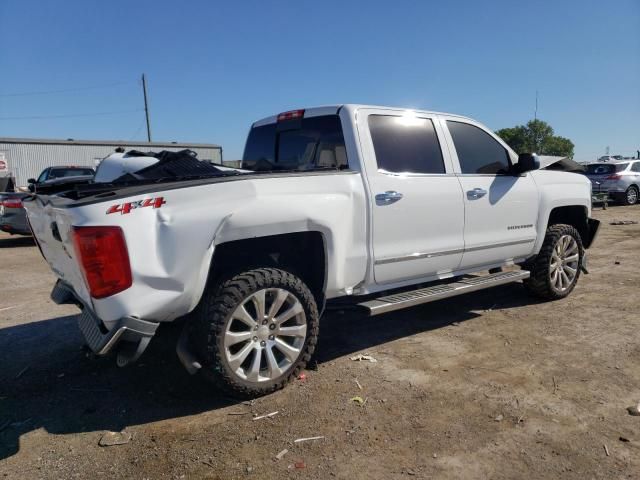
[190,268,319,398]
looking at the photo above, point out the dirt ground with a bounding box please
[1,205,639,479]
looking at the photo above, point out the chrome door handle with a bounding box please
[375,191,404,205]
[466,188,487,200]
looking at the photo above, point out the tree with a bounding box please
[496,119,574,158]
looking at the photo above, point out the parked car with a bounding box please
[584,160,640,205]
[24,105,599,397]
[0,192,31,235]
[28,166,95,192]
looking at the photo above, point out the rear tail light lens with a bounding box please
[1,199,23,209]
[72,226,132,299]
[277,109,305,122]
[606,174,621,180]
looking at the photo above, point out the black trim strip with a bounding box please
[34,170,359,209]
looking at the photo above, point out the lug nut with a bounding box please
[269,324,276,330]
[253,336,258,342]
[260,340,266,347]
[268,335,274,340]
[262,319,268,325]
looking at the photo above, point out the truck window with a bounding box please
[368,115,445,174]
[242,115,347,171]
[447,121,511,175]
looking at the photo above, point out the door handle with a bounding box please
[375,191,404,205]
[466,188,487,200]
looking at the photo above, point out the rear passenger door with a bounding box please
[441,117,538,269]
[357,109,465,284]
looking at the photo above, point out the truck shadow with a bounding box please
[0,283,540,460]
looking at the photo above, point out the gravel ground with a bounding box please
[1,205,639,479]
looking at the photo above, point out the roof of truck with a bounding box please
[252,104,474,127]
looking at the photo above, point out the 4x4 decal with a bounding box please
[106,197,166,215]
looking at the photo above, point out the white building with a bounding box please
[0,137,223,187]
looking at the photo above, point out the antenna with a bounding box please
[142,73,152,142]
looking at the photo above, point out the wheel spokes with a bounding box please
[268,289,289,320]
[275,302,304,326]
[251,289,266,320]
[224,330,254,348]
[228,341,254,371]
[245,348,262,382]
[224,287,307,383]
[233,305,257,329]
[274,337,301,362]
[276,324,307,338]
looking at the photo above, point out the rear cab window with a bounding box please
[242,115,348,171]
[447,121,511,175]
[368,115,445,174]
[586,163,628,175]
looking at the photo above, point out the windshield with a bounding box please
[48,167,95,179]
[242,115,348,171]
[585,163,628,175]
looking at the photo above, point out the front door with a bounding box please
[441,117,539,269]
[357,109,465,284]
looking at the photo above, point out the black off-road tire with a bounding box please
[191,268,319,398]
[523,224,584,300]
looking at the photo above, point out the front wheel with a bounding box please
[624,186,639,205]
[523,224,584,300]
[191,268,319,397]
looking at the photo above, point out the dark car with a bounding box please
[28,166,95,192]
[0,192,31,235]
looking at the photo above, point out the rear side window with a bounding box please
[632,162,640,172]
[586,163,628,174]
[447,121,511,174]
[368,115,445,174]
[242,115,347,171]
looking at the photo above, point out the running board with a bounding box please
[359,270,530,316]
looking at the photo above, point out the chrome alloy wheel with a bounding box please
[223,288,307,382]
[627,187,638,205]
[549,234,579,292]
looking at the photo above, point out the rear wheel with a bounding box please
[191,268,319,397]
[523,224,583,300]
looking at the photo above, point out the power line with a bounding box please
[0,109,145,121]
[0,81,135,98]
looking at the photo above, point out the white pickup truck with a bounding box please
[25,105,600,397]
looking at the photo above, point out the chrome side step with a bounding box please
[359,270,530,316]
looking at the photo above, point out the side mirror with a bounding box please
[516,153,540,173]
[27,178,36,184]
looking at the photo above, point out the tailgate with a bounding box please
[23,196,92,305]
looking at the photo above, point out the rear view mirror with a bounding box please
[27,178,36,184]
[517,153,540,173]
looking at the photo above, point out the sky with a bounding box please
[0,0,638,162]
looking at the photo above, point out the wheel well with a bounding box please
[208,232,326,309]
[547,206,589,245]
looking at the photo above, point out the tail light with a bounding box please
[606,174,621,180]
[72,226,132,299]
[1,199,23,209]
[277,109,305,122]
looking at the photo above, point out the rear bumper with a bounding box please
[51,280,159,356]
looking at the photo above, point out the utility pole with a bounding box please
[142,73,152,142]
[534,90,538,121]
